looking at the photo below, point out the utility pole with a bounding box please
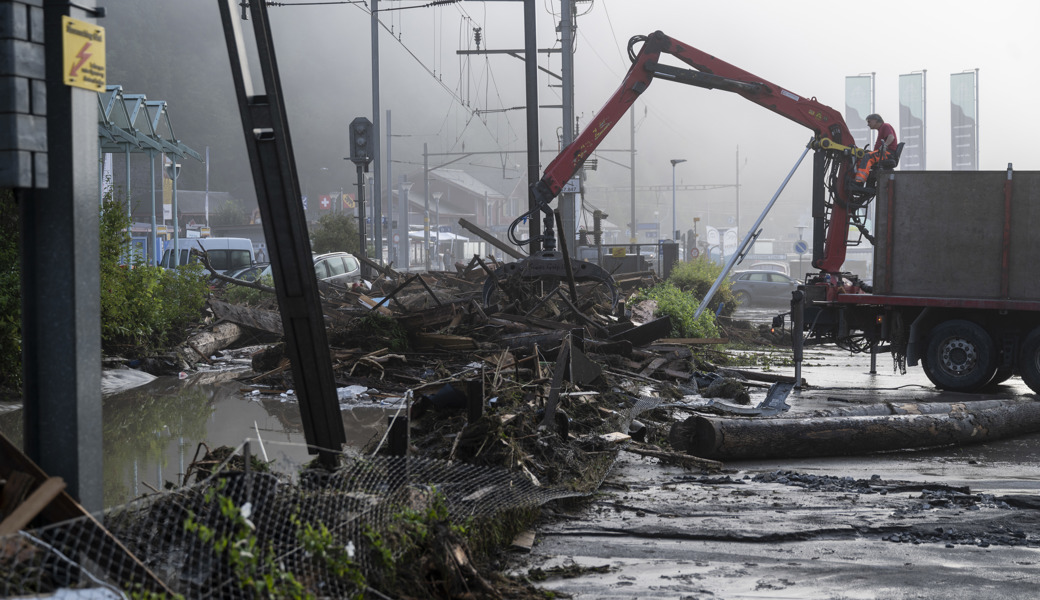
[629,108,637,244]
[370,0,382,266]
[559,0,576,254]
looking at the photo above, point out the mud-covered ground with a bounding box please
[507,342,1040,599]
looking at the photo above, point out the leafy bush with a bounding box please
[99,197,208,353]
[222,274,275,307]
[310,213,360,255]
[0,189,20,393]
[631,282,720,339]
[666,257,736,317]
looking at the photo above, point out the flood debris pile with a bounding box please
[2,260,754,599]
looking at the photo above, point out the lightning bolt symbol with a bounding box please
[70,42,92,78]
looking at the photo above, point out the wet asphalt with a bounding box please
[508,310,1040,599]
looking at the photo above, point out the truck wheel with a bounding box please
[1017,329,1040,394]
[922,320,997,392]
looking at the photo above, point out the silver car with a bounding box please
[312,252,362,285]
[729,270,798,307]
[259,252,362,286]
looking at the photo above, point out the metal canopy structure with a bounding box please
[96,85,202,265]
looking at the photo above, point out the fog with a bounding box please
[104,0,1040,245]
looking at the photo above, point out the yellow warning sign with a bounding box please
[62,16,105,91]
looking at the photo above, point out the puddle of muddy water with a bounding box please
[0,368,399,509]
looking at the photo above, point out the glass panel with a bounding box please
[208,250,230,271]
[327,256,346,276]
[344,256,359,273]
[314,260,329,279]
[229,250,252,269]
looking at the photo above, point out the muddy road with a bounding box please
[508,344,1040,599]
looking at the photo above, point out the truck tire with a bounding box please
[1017,329,1040,394]
[922,319,997,392]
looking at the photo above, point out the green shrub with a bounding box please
[310,213,360,255]
[222,274,275,306]
[631,281,720,339]
[0,189,20,393]
[99,197,208,353]
[666,257,736,317]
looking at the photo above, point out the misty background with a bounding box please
[103,0,1040,250]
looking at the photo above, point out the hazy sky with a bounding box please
[211,0,1039,236]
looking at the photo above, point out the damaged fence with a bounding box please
[0,396,664,598]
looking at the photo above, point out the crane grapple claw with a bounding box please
[482,250,620,310]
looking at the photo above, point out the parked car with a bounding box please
[746,261,789,276]
[224,263,270,283]
[259,252,362,286]
[728,269,799,307]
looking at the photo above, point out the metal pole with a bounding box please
[371,0,383,267]
[172,159,179,265]
[670,158,685,241]
[386,109,392,265]
[357,163,368,278]
[205,146,210,227]
[149,150,157,265]
[524,0,541,250]
[424,143,430,271]
[559,0,575,254]
[434,191,442,268]
[630,108,636,244]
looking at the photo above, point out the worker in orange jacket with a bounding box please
[853,113,897,185]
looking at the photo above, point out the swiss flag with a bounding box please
[320,195,331,210]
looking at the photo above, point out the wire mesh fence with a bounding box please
[1,396,661,598]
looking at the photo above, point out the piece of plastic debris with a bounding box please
[337,385,370,401]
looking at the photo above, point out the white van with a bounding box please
[160,237,255,275]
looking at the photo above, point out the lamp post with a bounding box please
[670,158,686,241]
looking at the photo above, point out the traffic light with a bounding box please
[349,117,373,168]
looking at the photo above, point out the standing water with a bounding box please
[0,363,397,509]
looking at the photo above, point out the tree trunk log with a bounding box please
[670,400,1040,460]
[182,322,243,361]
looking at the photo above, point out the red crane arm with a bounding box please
[533,30,858,273]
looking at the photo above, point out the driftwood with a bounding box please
[625,442,723,472]
[183,322,243,359]
[670,399,1040,460]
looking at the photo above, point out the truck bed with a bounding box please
[872,170,1040,300]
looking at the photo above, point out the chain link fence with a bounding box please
[1,395,663,598]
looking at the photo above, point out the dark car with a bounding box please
[728,270,799,307]
[225,263,270,283]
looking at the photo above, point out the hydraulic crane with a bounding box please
[488,30,875,308]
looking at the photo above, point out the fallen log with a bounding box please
[669,399,1040,460]
[184,321,243,359]
[807,398,1038,418]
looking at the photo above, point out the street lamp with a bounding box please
[670,158,687,241]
